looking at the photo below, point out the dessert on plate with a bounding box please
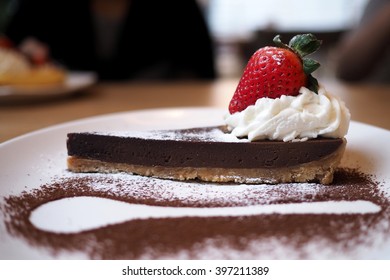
[67,34,350,184]
[0,37,66,85]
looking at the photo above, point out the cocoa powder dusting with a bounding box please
[1,168,390,259]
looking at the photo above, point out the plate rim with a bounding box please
[0,106,224,147]
[1,106,389,148]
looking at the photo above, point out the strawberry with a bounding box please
[229,34,322,114]
[0,36,14,49]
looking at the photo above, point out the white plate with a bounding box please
[0,107,390,259]
[0,71,96,103]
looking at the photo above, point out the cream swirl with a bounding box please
[224,86,350,142]
[0,48,29,75]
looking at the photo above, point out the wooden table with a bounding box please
[1,78,389,143]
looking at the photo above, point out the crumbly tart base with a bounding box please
[67,139,346,185]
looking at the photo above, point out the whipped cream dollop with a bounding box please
[0,48,29,75]
[224,86,350,142]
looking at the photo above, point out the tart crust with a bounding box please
[68,138,346,185]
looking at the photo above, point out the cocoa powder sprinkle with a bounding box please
[1,168,389,259]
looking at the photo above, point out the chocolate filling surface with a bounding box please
[67,126,344,168]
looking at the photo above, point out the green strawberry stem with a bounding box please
[307,74,319,93]
[303,58,320,74]
[273,34,322,93]
[288,34,322,57]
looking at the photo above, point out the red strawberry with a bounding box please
[229,34,322,114]
[0,36,14,49]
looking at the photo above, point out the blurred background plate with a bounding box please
[0,71,97,103]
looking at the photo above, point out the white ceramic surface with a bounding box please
[0,107,389,259]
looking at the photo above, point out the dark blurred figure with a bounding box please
[335,0,390,83]
[4,0,216,81]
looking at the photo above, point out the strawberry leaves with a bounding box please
[274,34,322,93]
[288,34,322,58]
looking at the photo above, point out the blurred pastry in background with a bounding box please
[0,36,66,85]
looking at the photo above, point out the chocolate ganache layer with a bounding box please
[67,126,343,169]
[67,126,346,184]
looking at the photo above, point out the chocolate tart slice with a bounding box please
[67,126,346,184]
